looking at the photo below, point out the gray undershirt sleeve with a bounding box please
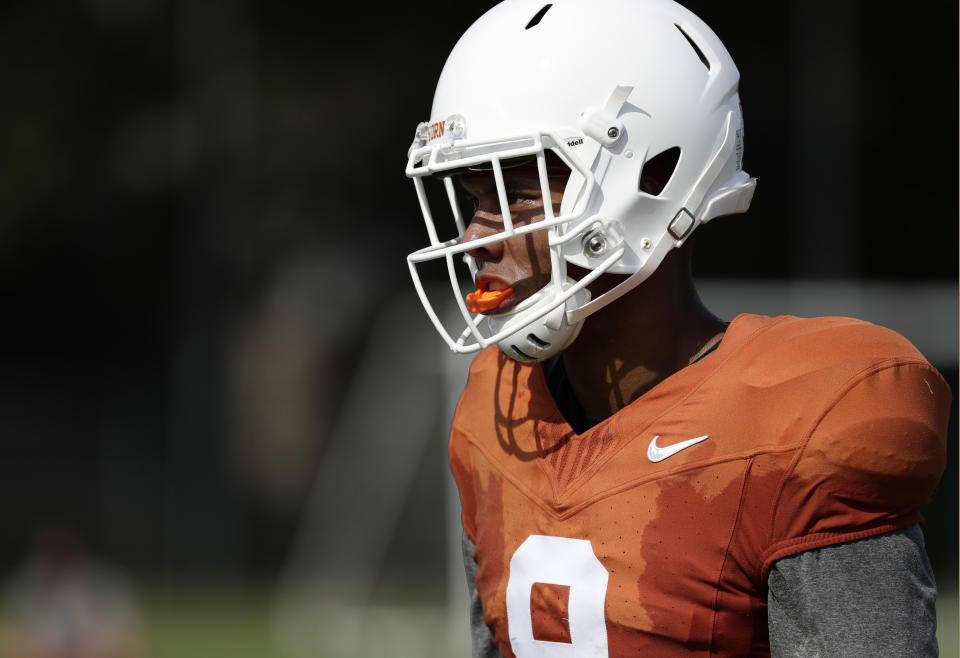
[767,524,939,658]
[462,531,506,658]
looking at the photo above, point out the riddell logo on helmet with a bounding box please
[566,138,584,148]
[427,121,445,142]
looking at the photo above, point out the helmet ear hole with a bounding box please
[638,147,681,196]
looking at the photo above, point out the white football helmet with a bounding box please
[406,0,756,362]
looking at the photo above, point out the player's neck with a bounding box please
[561,252,726,420]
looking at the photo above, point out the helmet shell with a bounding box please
[430,0,748,274]
[405,0,756,361]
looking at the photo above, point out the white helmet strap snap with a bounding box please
[579,85,633,149]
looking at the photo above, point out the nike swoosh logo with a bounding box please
[647,434,709,463]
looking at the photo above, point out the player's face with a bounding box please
[459,170,565,314]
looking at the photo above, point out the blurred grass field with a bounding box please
[938,576,959,658]
[140,575,958,658]
[141,580,469,658]
[143,584,285,658]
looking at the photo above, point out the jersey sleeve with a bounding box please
[763,361,950,576]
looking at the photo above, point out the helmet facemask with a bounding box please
[406,130,614,361]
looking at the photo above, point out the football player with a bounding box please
[404,0,950,655]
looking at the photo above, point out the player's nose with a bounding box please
[463,213,505,262]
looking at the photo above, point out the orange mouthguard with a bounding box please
[466,285,514,313]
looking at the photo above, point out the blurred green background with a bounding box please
[0,1,955,656]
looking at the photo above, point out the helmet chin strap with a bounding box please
[486,279,591,362]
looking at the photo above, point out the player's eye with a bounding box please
[505,190,535,206]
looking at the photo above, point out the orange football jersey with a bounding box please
[449,314,950,657]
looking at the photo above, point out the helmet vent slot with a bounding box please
[525,4,552,30]
[526,334,550,349]
[675,24,710,71]
[510,345,535,361]
[638,147,681,196]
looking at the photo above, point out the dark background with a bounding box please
[0,0,955,651]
